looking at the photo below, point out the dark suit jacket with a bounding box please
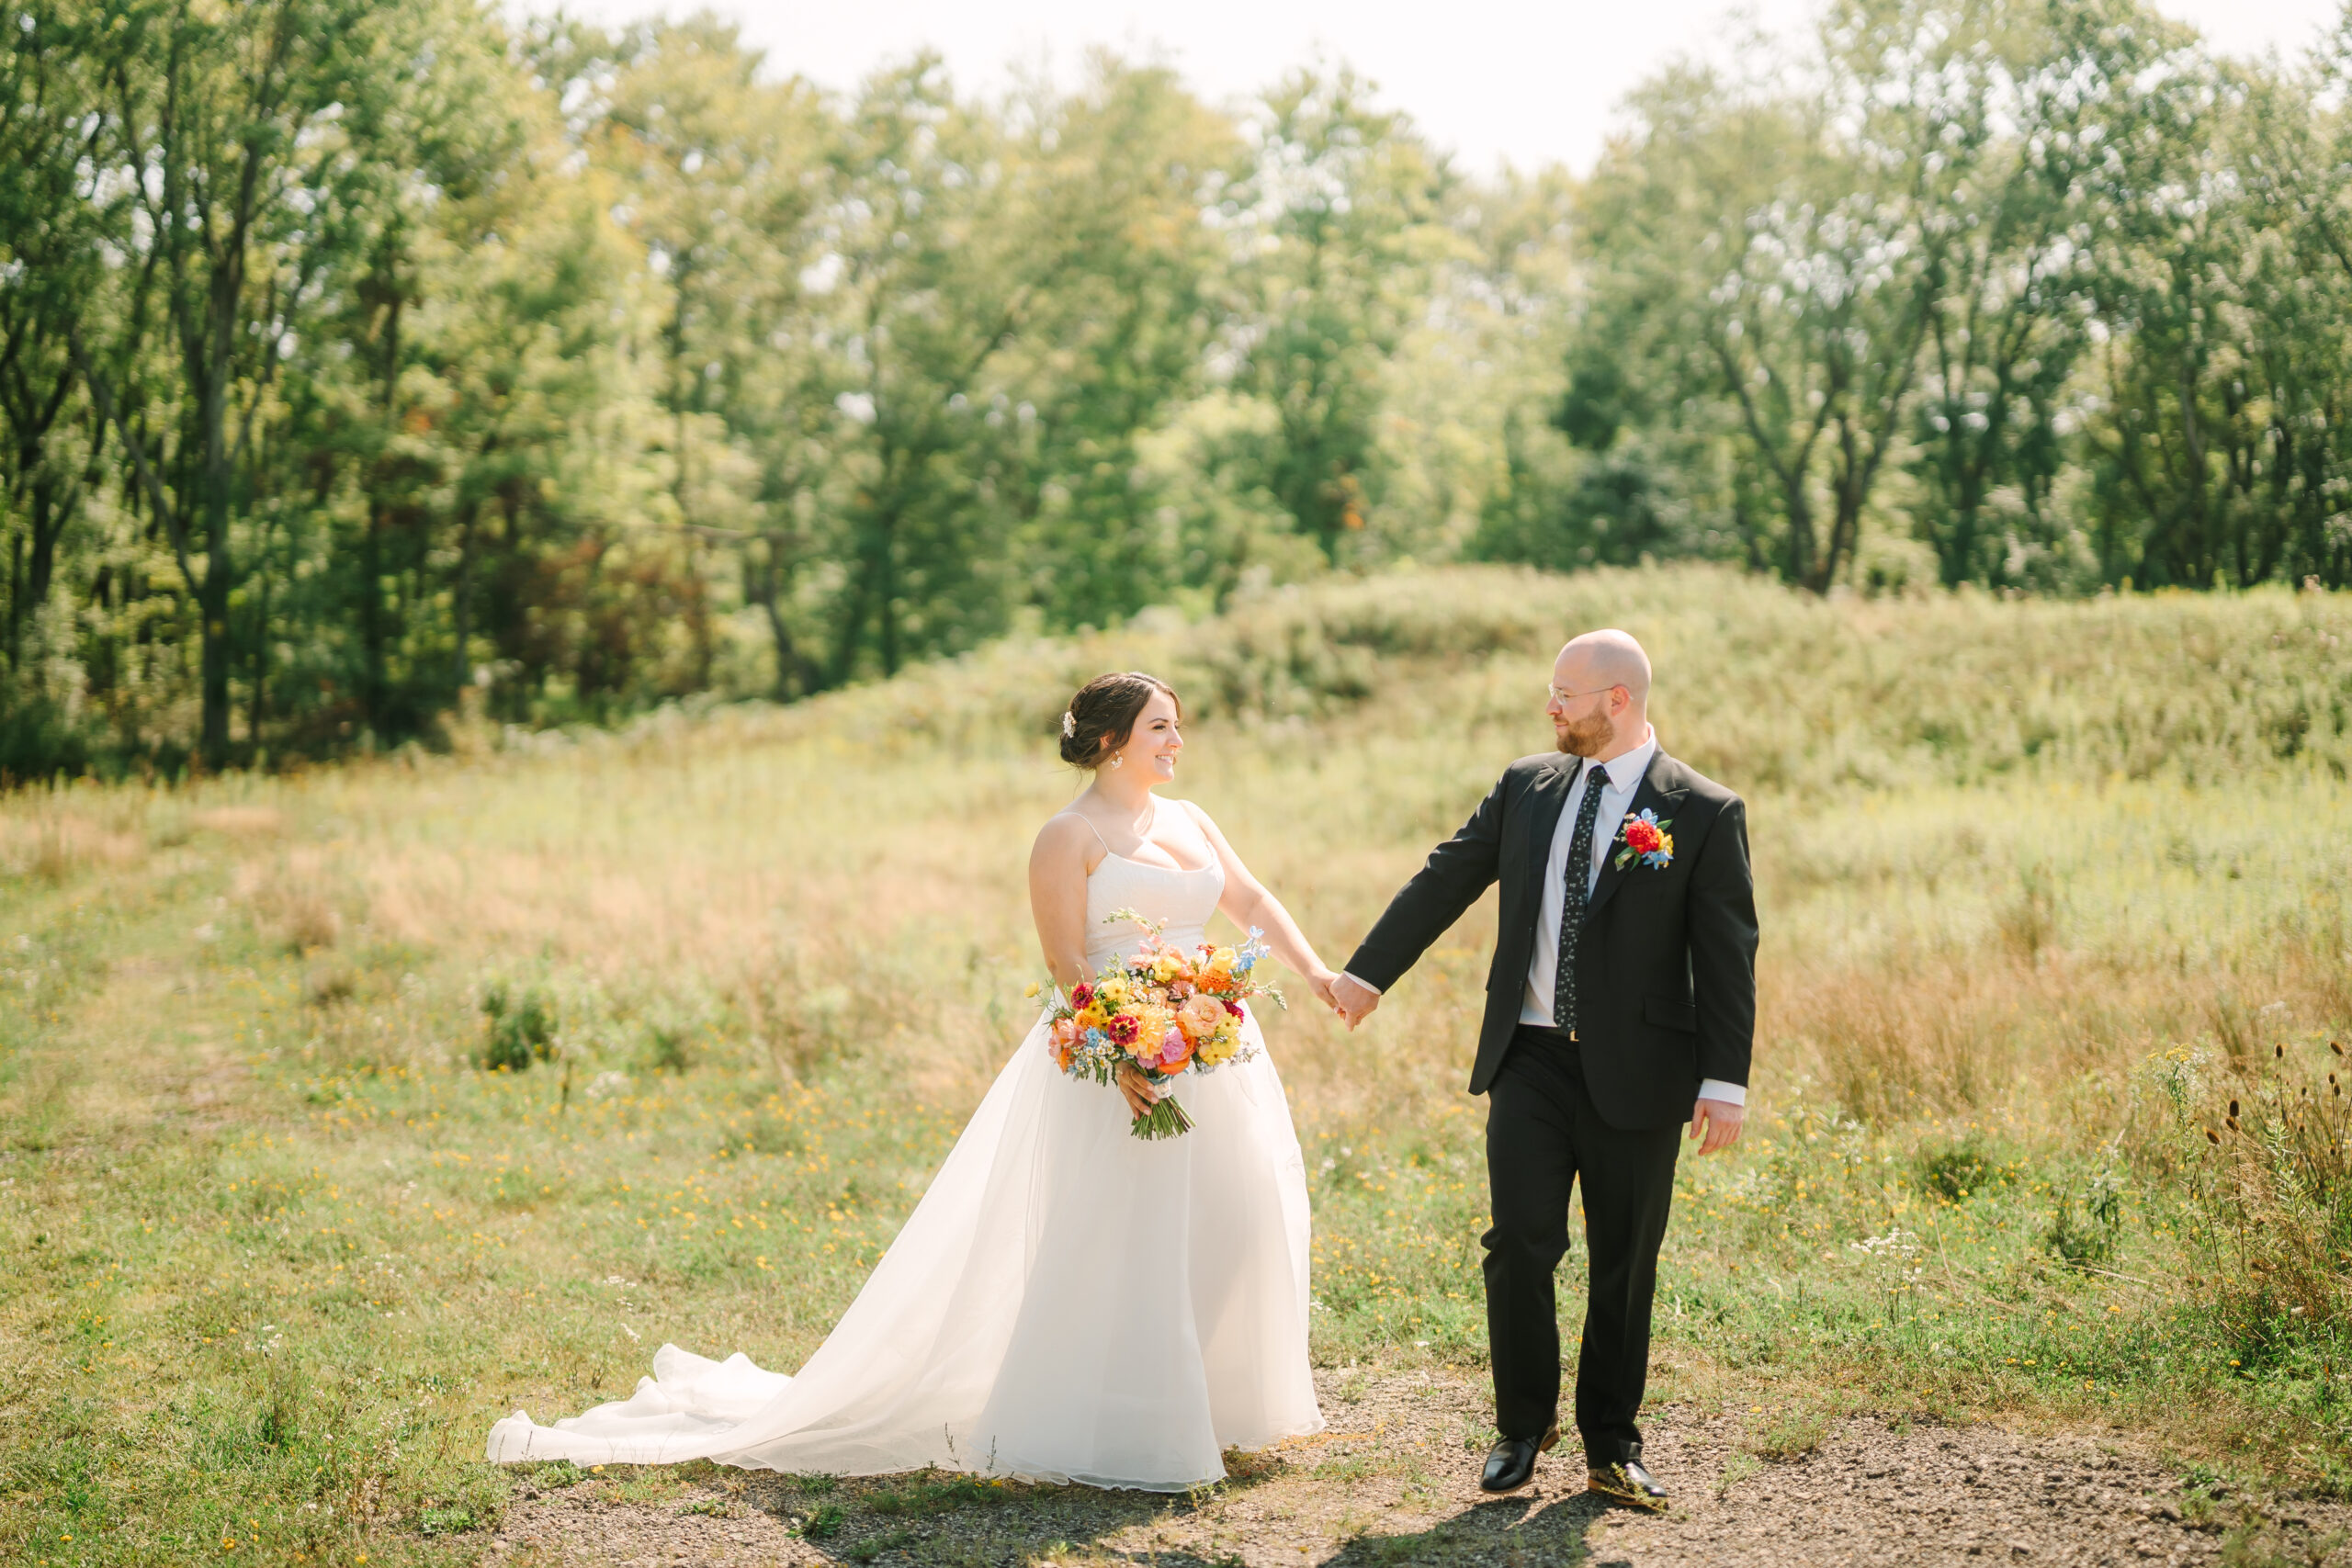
[1343,748,1758,1129]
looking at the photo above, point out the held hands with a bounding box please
[1329,973,1382,1031]
[1690,1097,1744,1156]
[1306,969,1339,1015]
[1306,968,1365,1028]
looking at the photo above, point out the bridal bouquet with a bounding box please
[1029,908,1280,1139]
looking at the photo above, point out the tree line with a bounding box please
[3,0,2348,777]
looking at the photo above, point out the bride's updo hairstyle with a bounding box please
[1059,671,1182,768]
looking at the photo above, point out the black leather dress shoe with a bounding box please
[1587,1457,1668,1510]
[1478,1423,1559,1493]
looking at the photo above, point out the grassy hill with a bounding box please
[3,564,2350,1563]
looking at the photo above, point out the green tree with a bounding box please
[0,4,109,694]
[1224,67,1451,562]
[596,14,831,695]
[71,0,475,764]
[1836,0,2088,587]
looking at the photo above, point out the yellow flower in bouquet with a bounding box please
[1149,947,1192,985]
[1203,946,1238,983]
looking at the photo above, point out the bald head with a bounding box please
[1558,629,1652,708]
[1547,629,1652,759]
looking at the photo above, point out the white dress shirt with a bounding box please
[1522,731,1652,1021]
[1346,726,1743,1110]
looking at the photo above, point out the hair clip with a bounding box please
[1061,710,1077,738]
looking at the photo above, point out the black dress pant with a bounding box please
[1483,1024,1682,1468]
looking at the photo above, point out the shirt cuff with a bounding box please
[1696,1079,1746,1107]
[1340,972,1384,996]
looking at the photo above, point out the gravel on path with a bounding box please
[481,1371,2344,1567]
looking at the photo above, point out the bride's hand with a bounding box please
[1115,1061,1159,1117]
[1307,968,1340,1015]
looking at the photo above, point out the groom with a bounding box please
[1331,629,1757,1507]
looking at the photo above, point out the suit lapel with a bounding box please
[1518,757,1576,884]
[1583,750,1688,924]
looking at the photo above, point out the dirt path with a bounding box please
[484,1371,2340,1567]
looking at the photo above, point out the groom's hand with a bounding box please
[1690,1097,1744,1156]
[1329,974,1382,1031]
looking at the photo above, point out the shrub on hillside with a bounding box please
[481,983,558,1071]
[781,566,2352,792]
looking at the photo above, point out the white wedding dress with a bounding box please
[485,847,1324,1489]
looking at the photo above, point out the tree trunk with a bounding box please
[1783,473,1815,590]
[360,501,387,731]
[361,287,401,739]
[451,498,478,694]
[198,358,236,770]
[198,548,232,768]
[746,536,812,700]
[6,527,19,669]
[247,520,270,749]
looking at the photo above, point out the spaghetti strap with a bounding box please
[1057,811,1113,853]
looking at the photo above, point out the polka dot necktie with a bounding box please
[1552,762,1611,1032]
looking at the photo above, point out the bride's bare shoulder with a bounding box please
[1170,797,1229,845]
[1033,809,1103,862]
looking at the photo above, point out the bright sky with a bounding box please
[541,0,2347,174]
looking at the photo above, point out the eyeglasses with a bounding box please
[1546,684,1616,706]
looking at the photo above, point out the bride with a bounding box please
[487,671,1335,1489]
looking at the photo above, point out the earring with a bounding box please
[1110,754,1123,769]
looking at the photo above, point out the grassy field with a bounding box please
[2,563,2349,1566]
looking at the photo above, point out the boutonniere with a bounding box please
[1613,808,1674,871]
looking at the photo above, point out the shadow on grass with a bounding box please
[516,1455,1295,1565]
[1326,1491,1611,1566]
[508,1451,1626,1564]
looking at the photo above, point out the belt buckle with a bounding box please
[1569,1030,1579,1043]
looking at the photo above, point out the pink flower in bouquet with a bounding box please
[1157,1026,1193,1071]
[1051,1018,1078,1048]
[1069,982,1094,1010]
[1179,994,1227,1041]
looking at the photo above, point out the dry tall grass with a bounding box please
[10,564,2348,1130]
